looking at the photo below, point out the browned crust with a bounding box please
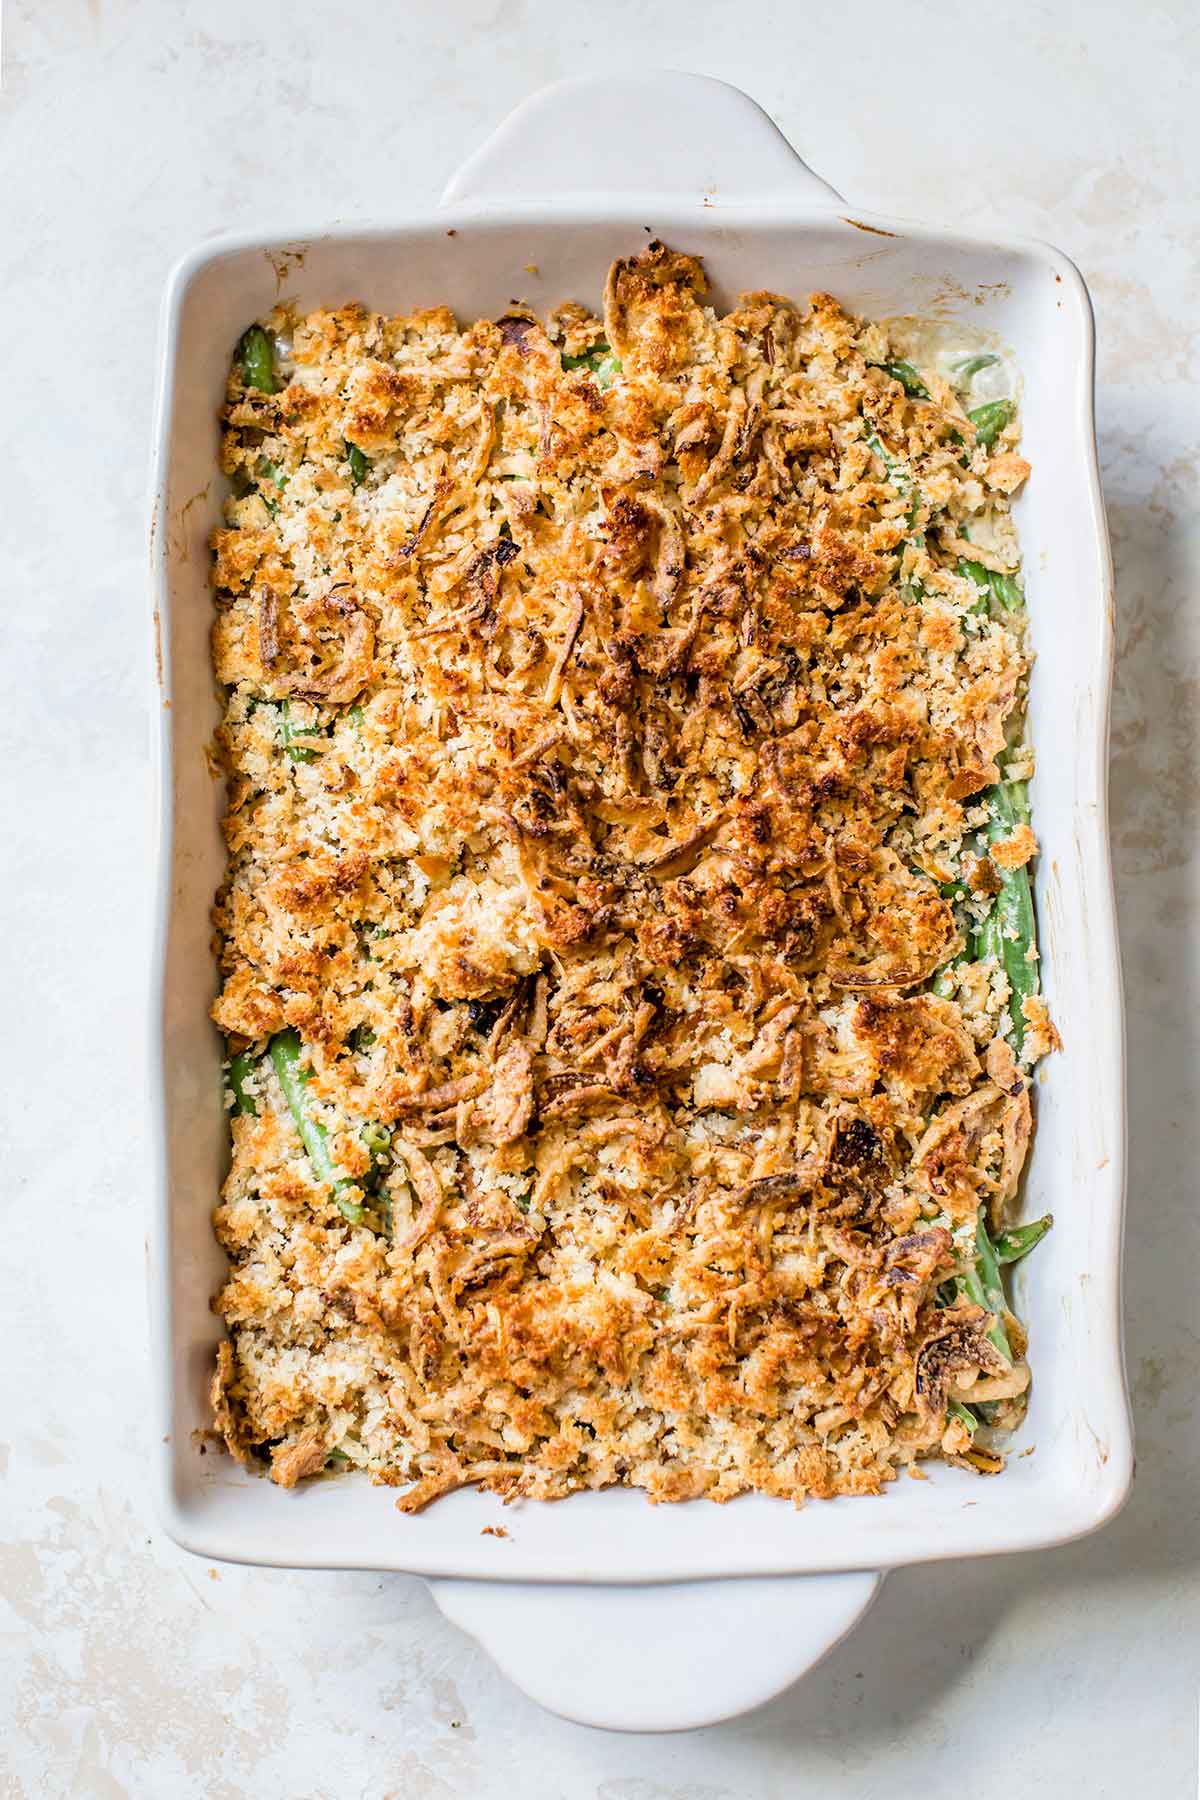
[206,250,1046,1508]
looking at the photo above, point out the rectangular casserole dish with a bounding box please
[148,73,1132,1731]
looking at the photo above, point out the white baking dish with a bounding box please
[148,72,1132,1732]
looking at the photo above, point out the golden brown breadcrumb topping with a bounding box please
[208,244,1051,1509]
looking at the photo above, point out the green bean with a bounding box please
[237,324,279,394]
[953,352,999,382]
[957,558,1025,618]
[864,427,918,525]
[880,359,929,399]
[947,1397,980,1435]
[346,442,369,488]
[227,1049,258,1116]
[974,1208,1012,1348]
[360,1123,393,1234]
[930,954,966,999]
[932,912,977,996]
[898,530,927,603]
[990,571,1024,611]
[959,1204,1013,1364]
[954,1204,1048,1424]
[361,1121,391,1158]
[864,428,910,493]
[994,1215,1053,1264]
[957,557,993,615]
[966,1208,1013,1431]
[931,890,976,996]
[373,1186,394,1238]
[969,398,1015,449]
[990,772,1032,829]
[973,902,1003,968]
[561,342,622,387]
[985,781,1037,1055]
[257,457,287,518]
[269,1030,364,1225]
[926,855,977,997]
[280,700,319,763]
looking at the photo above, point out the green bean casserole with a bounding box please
[208,243,1057,1508]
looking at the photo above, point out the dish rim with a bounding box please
[148,193,1132,1582]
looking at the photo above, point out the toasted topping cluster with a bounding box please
[209,245,1047,1508]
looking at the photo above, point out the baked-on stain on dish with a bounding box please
[842,217,901,238]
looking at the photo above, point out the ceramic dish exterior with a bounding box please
[148,72,1131,1731]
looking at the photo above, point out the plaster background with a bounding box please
[1,2,1196,1793]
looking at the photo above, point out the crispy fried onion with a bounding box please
[731,1156,827,1208]
[413,534,520,638]
[389,1073,487,1115]
[390,406,495,567]
[391,478,451,560]
[257,585,375,703]
[828,953,954,992]
[914,1306,1011,1419]
[602,239,708,362]
[543,587,586,707]
[882,1226,954,1288]
[392,1139,445,1253]
[395,1455,518,1515]
[210,1340,256,1469]
[914,1082,1032,1204]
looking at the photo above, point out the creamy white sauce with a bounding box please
[884,316,1018,406]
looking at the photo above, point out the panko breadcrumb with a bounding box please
[207,243,1051,1511]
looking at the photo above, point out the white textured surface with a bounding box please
[2,1,1196,1792]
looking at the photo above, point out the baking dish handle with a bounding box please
[428,1568,881,1731]
[441,72,842,209]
